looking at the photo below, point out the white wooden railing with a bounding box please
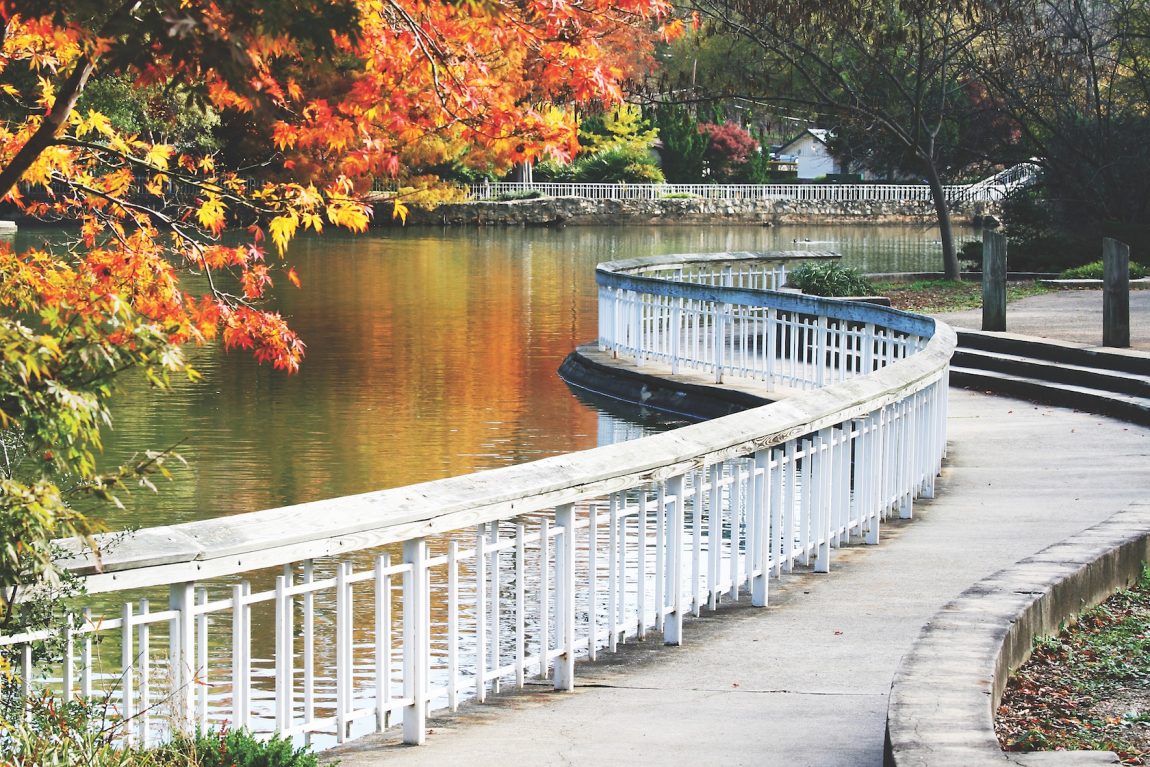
[596,251,927,389]
[2,251,955,753]
[467,179,1012,203]
[960,161,1042,201]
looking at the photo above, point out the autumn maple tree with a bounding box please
[0,0,675,618]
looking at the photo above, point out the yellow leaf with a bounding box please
[145,174,166,196]
[327,201,371,233]
[392,199,409,225]
[197,197,227,235]
[144,144,174,170]
[302,212,324,233]
[83,110,114,138]
[269,214,298,256]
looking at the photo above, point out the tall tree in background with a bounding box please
[0,0,673,616]
[971,0,1150,264]
[682,0,988,279]
[653,104,707,182]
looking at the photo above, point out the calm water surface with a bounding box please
[42,223,974,530]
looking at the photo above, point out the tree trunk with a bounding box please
[922,160,960,280]
[0,56,95,201]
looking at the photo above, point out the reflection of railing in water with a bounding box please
[2,250,955,752]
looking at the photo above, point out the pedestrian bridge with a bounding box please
[2,250,955,751]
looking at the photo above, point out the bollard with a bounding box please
[1103,238,1130,348]
[982,230,1007,331]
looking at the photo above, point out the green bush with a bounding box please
[1,694,144,767]
[0,694,325,767]
[160,728,322,767]
[532,146,664,184]
[569,145,664,183]
[531,158,573,182]
[1059,260,1147,279]
[786,262,875,297]
[495,189,543,201]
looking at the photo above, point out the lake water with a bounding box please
[19,222,974,531]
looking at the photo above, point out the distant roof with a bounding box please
[779,128,832,152]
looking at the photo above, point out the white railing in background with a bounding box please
[961,161,1042,201]
[2,251,955,754]
[468,180,1011,204]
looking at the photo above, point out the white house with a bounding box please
[775,128,843,180]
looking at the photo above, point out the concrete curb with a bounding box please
[1039,278,1150,290]
[884,502,1150,766]
[557,347,770,421]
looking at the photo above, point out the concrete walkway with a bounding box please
[933,287,1150,352]
[327,292,1150,767]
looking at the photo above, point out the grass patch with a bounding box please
[996,567,1150,765]
[870,279,1054,313]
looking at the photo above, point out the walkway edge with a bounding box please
[558,346,770,421]
[884,502,1150,766]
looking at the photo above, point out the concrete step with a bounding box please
[950,366,1150,426]
[956,329,1150,377]
[952,348,1150,399]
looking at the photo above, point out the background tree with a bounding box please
[681,0,993,279]
[537,104,666,183]
[652,103,707,182]
[699,120,758,181]
[0,0,674,619]
[970,0,1150,267]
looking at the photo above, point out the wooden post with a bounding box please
[1103,238,1131,348]
[982,230,1007,332]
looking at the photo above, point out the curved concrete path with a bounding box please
[933,288,1150,352]
[327,291,1150,766]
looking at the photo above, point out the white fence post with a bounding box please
[276,570,294,734]
[713,303,727,383]
[751,448,770,606]
[374,554,391,729]
[663,474,685,645]
[169,582,195,732]
[334,563,350,742]
[554,504,577,691]
[121,602,135,746]
[402,538,429,745]
[631,290,643,365]
[231,582,250,729]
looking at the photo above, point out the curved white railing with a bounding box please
[2,251,955,752]
[959,161,1042,201]
[467,180,1012,203]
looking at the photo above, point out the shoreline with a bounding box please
[387,195,999,228]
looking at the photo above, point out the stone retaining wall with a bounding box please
[390,196,1000,227]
